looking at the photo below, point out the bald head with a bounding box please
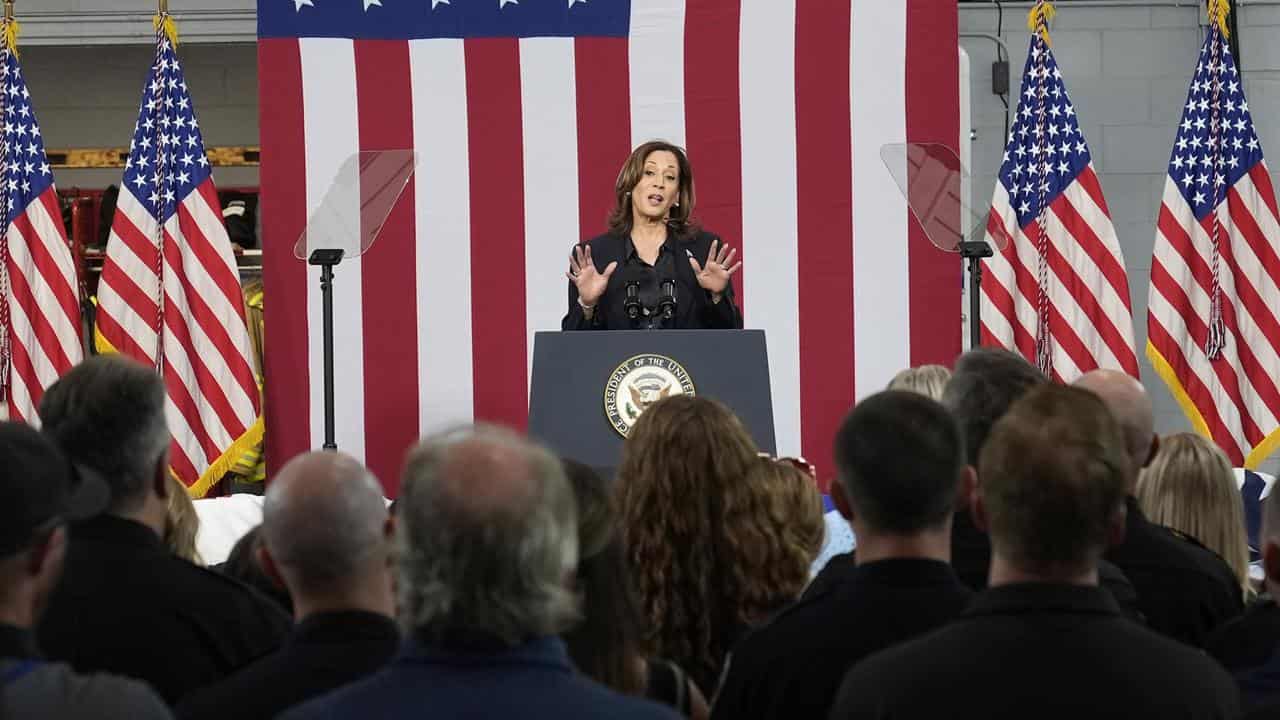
[261,451,388,596]
[1074,369,1155,487]
[397,425,578,646]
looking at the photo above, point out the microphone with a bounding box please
[659,279,677,321]
[624,281,642,320]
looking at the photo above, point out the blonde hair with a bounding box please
[888,364,951,401]
[1136,433,1249,594]
[164,475,203,565]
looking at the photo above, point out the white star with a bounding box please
[1058,160,1070,174]
[197,154,209,167]
[25,143,35,156]
[1194,191,1206,205]
[1176,136,1189,152]
[140,136,152,150]
[499,0,517,6]
[132,175,147,189]
[149,191,160,205]
[186,135,199,148]
[569,0,586,5]
[1197,173,1209,186]
[164,189,176,203]
[1181,118,1193,133]
[178,171,190,184]
[431,0,449,6]
[1249,138,1260,152]
[1075,141,1087,155]
[30,126,39,139]
[363,0,381,8]
[1172,156,1185,170]
[1011,164,1024,178]
[1019,201,1031,215]
[1241,101,1250,114]
[178,97,189,110]
[180,152,194,167]
[1228,156,1240,169]
[294,0,313,9]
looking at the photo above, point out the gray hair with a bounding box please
[261,451,388,595]
[39,356,170,512]
[887,364,952,401]
[397,424,579,647]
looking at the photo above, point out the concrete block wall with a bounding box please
[16,43,259,188]
[960,3,1280,474]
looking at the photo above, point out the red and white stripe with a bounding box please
[981,163,1140,382]
[259,0,962,493]
[1149,164,1280,467]
[3,188,82,424]
[96,180,261,493]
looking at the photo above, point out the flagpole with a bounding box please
[0,0,11,401]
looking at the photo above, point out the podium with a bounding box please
[528,330,777,475]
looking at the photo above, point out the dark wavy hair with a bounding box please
[560,459,646,696]
[615,395,760,694]
[606,140,700,240]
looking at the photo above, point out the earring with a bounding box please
[674,201,680,207]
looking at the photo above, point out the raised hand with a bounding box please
[689,239,741,297]
[566,244,617,307]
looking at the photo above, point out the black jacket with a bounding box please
[1106,497,1244,647]
[830,583,1241,720]
[38,515,292,705]
[1208,598,1280,672]
[712,559,971,720]
[562,230,743,331]
[175,610,400,720]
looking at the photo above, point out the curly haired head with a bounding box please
[728,456,824,622]
[614,394,760,693]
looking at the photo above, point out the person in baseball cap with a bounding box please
[0,421,172,720]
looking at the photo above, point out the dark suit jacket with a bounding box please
[1106,497,1244,646]
[562,230,743,331]
[830,583,1241,720]
[712,559,972,720]
[38,515,292,705]
[1208,598,1280,672]
[174,610,400,720]
[279,635,680,720]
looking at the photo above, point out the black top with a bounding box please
[1106,496,1244,646]
[37,515,292,705]
[1240,646,1280,710]
[711,559,972,720]
[562,231,743,331]
[1208,598,1280,672]
[647,659,692,716]
[174,610,400,720]
[830,583,1241,720]
[0,623,38,660]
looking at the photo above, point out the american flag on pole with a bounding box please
[257,0,961,493]
[0,28,83,425]
[1147,5,1280,468]
[980,4,1138,382]
[95,17,262,496]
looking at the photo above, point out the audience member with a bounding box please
[1076,369,1243,645]
[217,525,293,613]
[560,459,708,719]
[0,422,173,720]
[830,385,1240,719]
[615,395,763,695]
[730,456,825,623]
[281,425,678,720]
[36,356,291,704]
[176,452,399,720]
[712,391,973,720]
[886,364,950,400]
[1235,494,1280,710]
[163,475,203,565]
[1138,433,1252,597]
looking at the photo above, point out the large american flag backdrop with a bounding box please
[257,0,961,493]
[1147,15,1280,469]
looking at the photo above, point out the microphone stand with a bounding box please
[309,248,344,451]
[959,239,993,350]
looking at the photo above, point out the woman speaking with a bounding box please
[562,141,743,331]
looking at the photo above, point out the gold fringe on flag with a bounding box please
[1027,1,1056,46]
[3,0,20,57]
[1207,0,1231,38]
[154,11,179,47]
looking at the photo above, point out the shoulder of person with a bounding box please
[1161,527,1241,591]
[580,233,625,251]
[178,562,292,627]
[32,663,174,719]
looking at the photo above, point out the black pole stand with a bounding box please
[959,240,994,350]
[309,248,345,451]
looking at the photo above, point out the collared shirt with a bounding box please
[175,610,400,720]
[712,558,972,720]
[38,515,292,705]
[831,583,1241,720]
[280,635,680,720]
[621,234,679,330]
[1,623,173,720]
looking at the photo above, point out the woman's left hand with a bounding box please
[689,239,742,297]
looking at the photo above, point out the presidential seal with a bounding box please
[604,354,696,437]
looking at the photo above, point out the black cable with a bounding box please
[1228,0,1242,70]
[995,0,1010,147]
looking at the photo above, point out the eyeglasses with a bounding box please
[758,452,816,480]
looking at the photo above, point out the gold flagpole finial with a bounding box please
[158,0,168,14]
[154,0,179,46]
[3,0,20,55]
[3,1,13,23]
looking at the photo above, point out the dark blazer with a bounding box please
[38,515,292,705]
[1208,598,1280,672]
[712,559,972,720]
[279,635,680,720]
[1106,497,1244,647]
[174,610,400,720]
[562,230,743,331]
[830,583,1241,720]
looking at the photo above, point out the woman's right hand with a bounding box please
[566,244,617,308]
